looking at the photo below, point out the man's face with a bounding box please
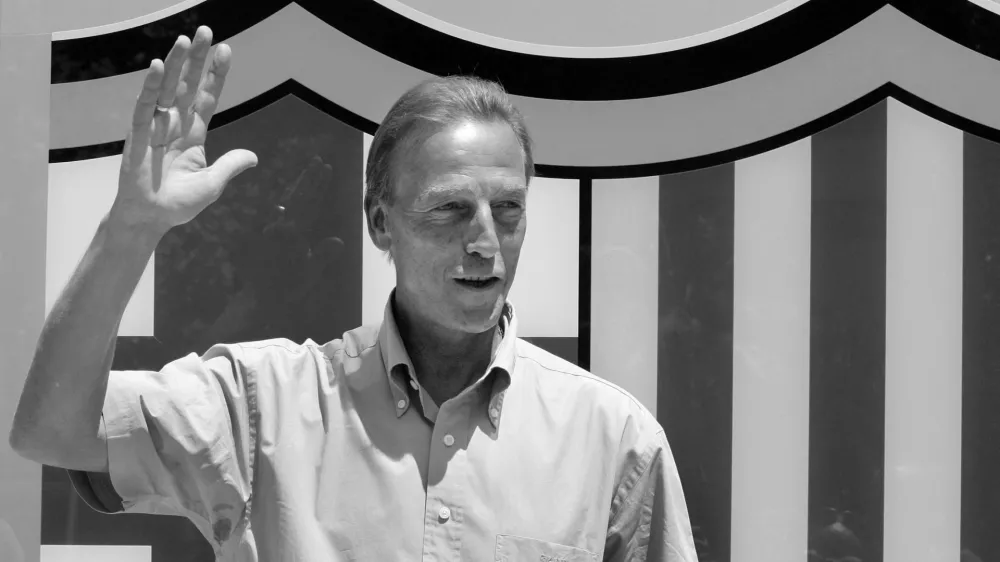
[373,119,527,335]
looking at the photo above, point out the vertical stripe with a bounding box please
[961,132,1000,562]
[506,177,579,337]
[731,139,811,562]
[40,545,150,562]
[883,100,963,562]
[658,164,734,562]
[809,101,887,562]
[47,156,154,336]
[361,132,397,326]
[519,337,577,365]
[0,32,49,562]
[578,178,592,370]
[591,176,659,414]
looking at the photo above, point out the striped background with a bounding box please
[23,94,999,562]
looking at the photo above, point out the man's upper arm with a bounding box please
[67,342,258,546]
[605,428,699,562]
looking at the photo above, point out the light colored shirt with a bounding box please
[71,296,697,561]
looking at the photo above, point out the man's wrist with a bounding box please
[101,210,169,254]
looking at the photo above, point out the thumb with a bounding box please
[209,148,258,187]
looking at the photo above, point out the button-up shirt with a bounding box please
[70,296,697,561]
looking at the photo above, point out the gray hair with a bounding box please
[364,76,535,231]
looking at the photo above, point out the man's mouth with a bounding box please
[454,276,502,290]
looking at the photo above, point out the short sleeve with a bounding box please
[67,342,258,549]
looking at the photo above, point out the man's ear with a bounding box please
[366,200,392,253]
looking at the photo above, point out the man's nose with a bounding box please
[465,203,500,258]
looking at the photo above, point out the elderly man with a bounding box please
[9,26,696,561]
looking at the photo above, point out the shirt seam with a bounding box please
[607,428,665,523]
[515,353,651,413]
[345,339,377,359]
[234,343,261,538]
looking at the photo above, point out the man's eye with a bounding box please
[436,202,462,211]
[494,201,522,209]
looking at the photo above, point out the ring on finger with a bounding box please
[154,103,171,113]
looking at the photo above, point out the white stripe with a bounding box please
[41,545,151,562]
[506,177,579,337]
[51,0,209,40]
[883,99,962,562]
[51,7,1000,170]
[369,0,810,58]
[590,177,659,414]
[731,138,811,562]
[0,32,50,562]
[360,133,397,327]
[48,158,155,337]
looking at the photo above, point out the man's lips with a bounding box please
[453,276,503,289]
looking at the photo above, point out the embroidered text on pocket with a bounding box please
[495,534,597,562]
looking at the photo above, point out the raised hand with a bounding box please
[109,26,258,234]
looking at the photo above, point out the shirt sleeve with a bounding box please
[604,429,699,562]
[66,342,258,549]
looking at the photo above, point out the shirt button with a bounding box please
[489,408,499,419]
[438,506,451,521]
[397,399,407,409]
[409,379,418,390]
[443,434,455,447]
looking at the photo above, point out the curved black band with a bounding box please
[49,79,377,163]
[52,0,884,100]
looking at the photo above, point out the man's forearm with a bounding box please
[9,212,166,471]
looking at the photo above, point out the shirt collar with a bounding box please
[377,290,517,428]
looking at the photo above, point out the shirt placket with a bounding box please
[421,394,472,561]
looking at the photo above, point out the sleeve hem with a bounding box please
[66,413,125,514]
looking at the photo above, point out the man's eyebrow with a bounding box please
[421,184,468,198]
[494,185,527,199]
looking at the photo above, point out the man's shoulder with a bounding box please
[215,324,383,379]
[232,324,381,359]
[514,338,661,431]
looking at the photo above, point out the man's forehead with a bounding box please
[427,174,526,190]
[410,176,525,201]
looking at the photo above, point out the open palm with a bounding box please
[112,26,257,233]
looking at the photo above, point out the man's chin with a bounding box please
[452,298,506,333]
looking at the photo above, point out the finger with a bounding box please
[207,148,258,188]
[128,58,165,157]
[193,43,232,125]
[157,34,192,108]
[175,26,213,113]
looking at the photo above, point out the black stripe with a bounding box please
[657,164,735,562]
[521,337,579,366]
[54,1,1000,101]
[51,0,283,84]
[961,132,1000,562]
[578,178,592,371]
[301,0,879,101]
[808,101,887,562]
[49,79,377,163]
[894,0,1000,67]
[51,0,882,101]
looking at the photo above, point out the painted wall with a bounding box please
[4,1,1000,562]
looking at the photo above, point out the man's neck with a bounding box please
[392,298,502,407]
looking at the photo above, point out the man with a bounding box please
[9,26,697,561]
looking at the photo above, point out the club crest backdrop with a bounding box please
[4,1,1000,561]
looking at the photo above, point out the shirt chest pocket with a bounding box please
[495,534,598,562]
